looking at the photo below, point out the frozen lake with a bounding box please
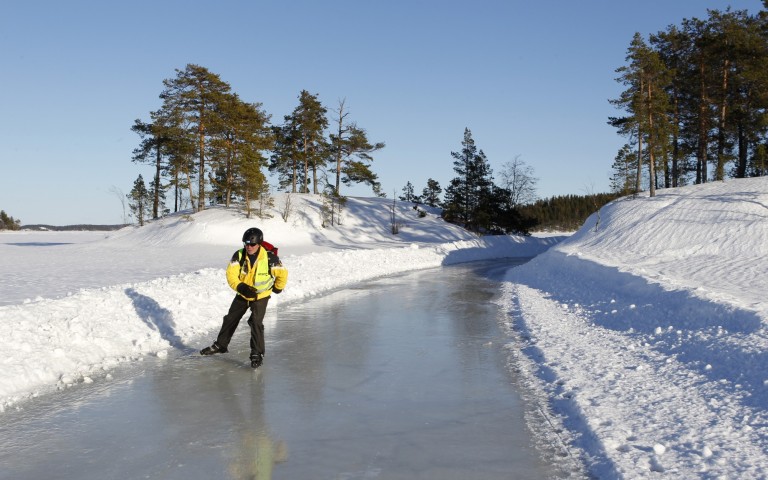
[0,260,568,479]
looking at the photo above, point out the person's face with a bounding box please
[245,243,259,252]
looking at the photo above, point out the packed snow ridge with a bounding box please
[2,178,768,478]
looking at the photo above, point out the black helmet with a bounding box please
[242,227,263,245]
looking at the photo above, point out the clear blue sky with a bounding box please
[1,0,763,225]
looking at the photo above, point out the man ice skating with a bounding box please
[201,227,288,368]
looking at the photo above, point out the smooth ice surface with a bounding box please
[0,261,560,480]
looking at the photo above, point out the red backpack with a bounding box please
[261,240,278,256]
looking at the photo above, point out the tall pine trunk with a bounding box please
[303,136,309,194]
[697,59,709,183]
[715,59,729,181]
[312,160,319,194]
[291,139,299,193]
[174,171,180,213]
[197,119,206,211]
[672,96,680,188]
[647,81,656,197]
[153,147,161,219]
[183,160,196,211]
[736,122,747,178]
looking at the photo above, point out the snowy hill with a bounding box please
[2,180,768,477]
[503,176,768,477]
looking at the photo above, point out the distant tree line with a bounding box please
[517,193,621,232]
[0,210,21,230]
[21,224,127,232]
[610,4,768,197]
[0,209,126,231]
[129,64,384,224]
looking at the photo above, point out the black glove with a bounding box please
[272,287,282,294]
[237,283,258,298]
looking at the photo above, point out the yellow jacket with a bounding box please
[226,246,288,301]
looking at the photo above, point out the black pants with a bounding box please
[216,295,270,357]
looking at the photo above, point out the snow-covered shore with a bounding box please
[0,195,559,410]
[3,178,768,478]
[503,177,768,478]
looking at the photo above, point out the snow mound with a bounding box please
[504,177,768,478]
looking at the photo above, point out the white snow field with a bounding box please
[2,177,768,477]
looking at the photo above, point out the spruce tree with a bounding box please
[443,128,476,226]
[127,175,152,226]
[610,145,638,196]
[443,128,494,232]
[399,181,418,202]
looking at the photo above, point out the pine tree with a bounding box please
[156,64,233,211]
[680,16,718,184]
[284,90,328,194]
[650,25,690,187]
[269,91,328,194]
[750,143,768,176]
[269,122,302,193]
[612,8,768,187]
[239,152,270,219]
[611,33,673,197]
[131,119,168,220]
[157,116,196,213]
[328,99,385,197]
[712,9,768,179]
[208,93,273,207]
[421,178,442,207]
[148,178,168,217]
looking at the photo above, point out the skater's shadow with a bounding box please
[125,288,195,354]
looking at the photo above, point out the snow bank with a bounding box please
[502,177,768,478]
